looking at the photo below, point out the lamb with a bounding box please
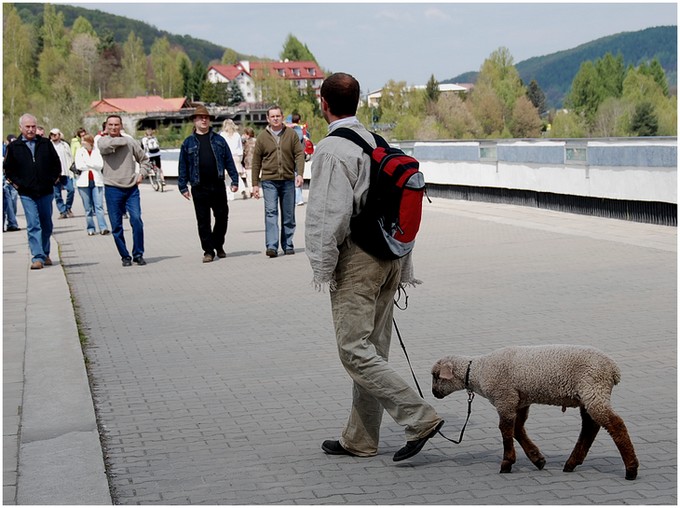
[431,345,639,480]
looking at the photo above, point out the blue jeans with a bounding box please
[261,179,295,251]
[104,185,144,260]
[54,177,75,214]
[19,193,53,263]
[4,180,19,229]
[78,182,108,233]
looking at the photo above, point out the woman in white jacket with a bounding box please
[219,119,246,200]
[75,134,109,236]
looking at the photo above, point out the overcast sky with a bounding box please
[70,2,677,92]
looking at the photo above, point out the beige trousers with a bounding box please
[330,241,442,456]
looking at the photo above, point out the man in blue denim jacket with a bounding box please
[178,106,240,263]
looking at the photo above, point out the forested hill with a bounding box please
[444,25,677,109]
[16,4,676,110]
[14,3,257,64]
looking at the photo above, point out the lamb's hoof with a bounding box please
[563,463,576,473]
[625,468,638,481]
[500,463,513,474]
[535,458,546,470]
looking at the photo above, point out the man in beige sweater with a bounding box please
[98,114,150,267]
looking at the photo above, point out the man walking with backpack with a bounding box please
[305,72,444,462]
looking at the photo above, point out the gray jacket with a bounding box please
[305,119,418,290]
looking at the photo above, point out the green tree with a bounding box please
[526,80,546,116]
[630,101,658,136]
[150,37,183,97]
[71,15,96,37]
[639,58,670,97]
[179,57,192,98]
[69,33,99,95]
[433,92,479,139]
[550,110,588,137]
[37,4,69,89]
[425,74,440,104]
[468,81,505,137]
[510,96,542,138]
[478,47,524,122]
[280,34,316,61]
[565,60,600,121]
[120,32,147,96]
[228,80,244,105]
[221,48,239,65]
[188,60,207,101]
[3,4,35,127]
[94,30,122,98]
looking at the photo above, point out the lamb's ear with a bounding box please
[439,362,455,380]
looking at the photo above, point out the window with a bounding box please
[307,68,316,76]
[292,68,301,76]
[565,142,587,165]
[479,143,497,161]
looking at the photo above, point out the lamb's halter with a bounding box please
[393,288,474,444]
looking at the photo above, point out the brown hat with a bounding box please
[190,105,213,119]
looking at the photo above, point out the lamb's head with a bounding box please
[432,357,466,399]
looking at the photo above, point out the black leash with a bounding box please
[393,288,474,444]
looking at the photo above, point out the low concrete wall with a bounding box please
[160,137,677,207]
[411,138,677,205]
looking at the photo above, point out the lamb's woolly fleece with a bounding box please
[433,345,621,416]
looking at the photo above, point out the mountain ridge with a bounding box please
[442,25,677,108]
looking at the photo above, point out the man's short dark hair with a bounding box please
[320,73,360,117]
[105,114,122,124]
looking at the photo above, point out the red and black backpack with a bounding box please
[328,127,428,260]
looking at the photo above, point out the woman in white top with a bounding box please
[219,119,247,199]
[74,134,109,235]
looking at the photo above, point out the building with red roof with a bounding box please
[207,60,325,103]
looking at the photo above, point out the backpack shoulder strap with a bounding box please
[327,127,375,155]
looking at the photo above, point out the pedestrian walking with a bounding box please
[98,114,150,267]
[50,128,75,219]
[251,106,304,257]
[3,113,61,269]
[3,134,21,232]
[305,72,444,461]
[75,134,109,236]
[178,105,240,263]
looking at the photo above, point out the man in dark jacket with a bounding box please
[178,105,240,263]
[4,113,61,270]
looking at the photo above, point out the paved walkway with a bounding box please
[3,180,677,504]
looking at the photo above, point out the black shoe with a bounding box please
[322,440,357,457]
[285,249,295,255]
[122,257,132,267]
[133,256,146,266]
[5,226,20,232]
[216,249,227,258]
[266,249,278,258]
[393,420,444,462]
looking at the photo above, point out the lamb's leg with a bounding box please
[499,416,516,473]
[564,406,600,473]
[514,406,546,470]
[587,403,639,481]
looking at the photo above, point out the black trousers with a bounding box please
[191,182,229,256]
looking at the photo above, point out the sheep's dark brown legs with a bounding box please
[499,416,516,473]
[598,410,639,480]
[564,406,600,473]
[514,406,546,470]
